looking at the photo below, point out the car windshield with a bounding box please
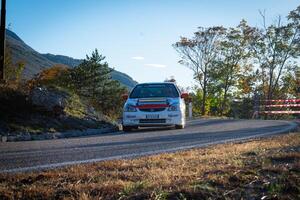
[130,84,179,98]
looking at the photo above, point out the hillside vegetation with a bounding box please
[0,30,136,137]
[6,29,137,89]
[0,49,125,137]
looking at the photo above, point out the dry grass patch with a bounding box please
[0,133,299,199]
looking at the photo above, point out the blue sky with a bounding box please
[7,0,299,87]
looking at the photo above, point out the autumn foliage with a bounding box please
[27,64,69,90]
[174,5,300,117]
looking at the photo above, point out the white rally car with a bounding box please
[122,82,188,131]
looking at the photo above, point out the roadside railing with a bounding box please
[253,99,300,118]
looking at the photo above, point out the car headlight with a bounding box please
[124,104,137,112]
[168,103,179,111]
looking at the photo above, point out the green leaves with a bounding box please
[3,46,25,86]
[33,49,127,119]
[174,5,300,117]
[66,49,126,118]
[174,26,226,115]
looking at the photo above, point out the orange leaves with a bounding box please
[36,65,69,83]
[25,65,69,91]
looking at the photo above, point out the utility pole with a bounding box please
[0,0,6,81]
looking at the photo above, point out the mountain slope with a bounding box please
[41,53,82,67]
[6,29,56,78]
[6,29,137,89]
[42,53,137,88]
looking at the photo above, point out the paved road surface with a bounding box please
[0,119,296,173]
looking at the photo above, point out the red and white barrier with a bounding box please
[260,111,300,114]
[264,104,300,108]
[263,99,300,103]
[256,99,300,116]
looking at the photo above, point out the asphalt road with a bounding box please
[0,119,297,173]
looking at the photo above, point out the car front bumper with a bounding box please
[122,111,185,127]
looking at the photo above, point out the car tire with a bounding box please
[175,124,184,129]
[123,125,135,132]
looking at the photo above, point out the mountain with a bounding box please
[6,29,56,78]
[6,29,137,89]
[41,53,137,89]
[41,53,82,67]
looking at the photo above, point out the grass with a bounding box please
[0,133,299,199]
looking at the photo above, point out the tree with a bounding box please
[212,20,253,114]
[280,65,300,98]
[174,26,226,115]
[2,46,25,88]
[28,64,68,89]
[69,50,113,99]
[66,49,126,117]
[249,8,300,100]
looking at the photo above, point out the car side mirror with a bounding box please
[122,94,128,100]
[180,93,189,99]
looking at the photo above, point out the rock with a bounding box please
[86,106,96,115]
[30,87,68,115]
[18,133,32,141]
[1,136,7,142]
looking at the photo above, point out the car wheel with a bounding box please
[175,124,184,129]
[123,125,134,132]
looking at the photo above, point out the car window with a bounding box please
[130,84,179,98]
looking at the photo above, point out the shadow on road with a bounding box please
[75,123,288,150]
[2,122,289,155]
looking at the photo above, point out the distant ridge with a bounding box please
[5,29,137,89]
[41,53,82,67]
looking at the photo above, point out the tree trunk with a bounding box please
[220,88,228,116]
[267,69,273,101]
[202,74,207,116]
[220,72,230,116]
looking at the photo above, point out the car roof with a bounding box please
[136,82,176,86]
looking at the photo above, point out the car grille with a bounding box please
[139,108,166,112]
[139,119,166,123]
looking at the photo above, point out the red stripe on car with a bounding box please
[135,104,169,109]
